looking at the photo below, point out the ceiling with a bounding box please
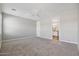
[1,3,77,21]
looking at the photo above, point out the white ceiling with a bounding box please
[1,3,77,21]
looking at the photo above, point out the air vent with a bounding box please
[12,9,16,11]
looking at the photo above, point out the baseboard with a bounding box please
[3,36,36,42]
[3,36,78,44]
[36,36,52,40]
[60,40,78,45]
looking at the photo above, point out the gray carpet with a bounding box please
[0,37,79,56]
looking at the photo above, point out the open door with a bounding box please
[52,17,60,43]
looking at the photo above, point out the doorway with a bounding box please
[52,18,60,43]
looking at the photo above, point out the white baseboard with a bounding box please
[3,36,36,42]
[60,40,78,45]
[36,36,52,40]
[3,36,78,45]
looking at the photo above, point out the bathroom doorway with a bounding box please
[52,18,60,43]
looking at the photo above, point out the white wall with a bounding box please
[39,4,78,44]
[3,13,36,40]
[0,4,2,48]
[2,4,40,21]
[59,8,78,44]
[76,4,79,49]
[1,4,78,45]
[39,18,52,39]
